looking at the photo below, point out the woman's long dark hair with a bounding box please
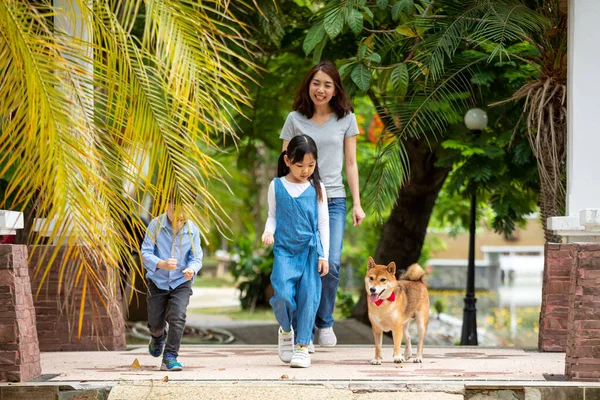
[277,135,324,202]
[293,61,353,120]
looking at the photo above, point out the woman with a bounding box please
[280,61,366,350]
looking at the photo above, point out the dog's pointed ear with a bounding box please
[367,257,376,270]
[387,262,396,275]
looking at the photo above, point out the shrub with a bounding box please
[230,237,274,312]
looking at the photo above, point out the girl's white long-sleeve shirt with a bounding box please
[264,178,330,261]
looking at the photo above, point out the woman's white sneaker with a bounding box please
[278,327,294,363]
[318,327,337,347]
[290,347,311,368]
[307,340,315,354]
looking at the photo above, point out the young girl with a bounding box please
[280,61,366,349]
[262,134,330,368]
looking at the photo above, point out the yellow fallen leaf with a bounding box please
[280,374,289,380]
[161,376,168,382]
[130,358,141,369]
[218,368,225,371]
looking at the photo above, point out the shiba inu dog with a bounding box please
[365,257,429,365]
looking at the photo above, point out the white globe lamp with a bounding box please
[464,108,488,131]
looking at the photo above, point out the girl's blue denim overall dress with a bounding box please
[269,177,324,346]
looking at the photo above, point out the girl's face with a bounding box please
[285,153,316,184]
[309,70,336,108]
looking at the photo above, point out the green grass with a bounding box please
[193,273,236,288]
[188,305,349,322]
[188,306,276,321]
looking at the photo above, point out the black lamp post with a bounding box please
[460,108,488,346]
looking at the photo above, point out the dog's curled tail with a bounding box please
[400,263,426,281]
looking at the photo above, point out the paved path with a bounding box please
[41,345,563,383]
[32,345,573,399]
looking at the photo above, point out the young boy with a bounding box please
[140,200,202,371]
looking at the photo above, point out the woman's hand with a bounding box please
[318,259,329,276]
[262,231,274,246]
[352,204,366,226]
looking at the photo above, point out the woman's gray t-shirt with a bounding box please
[279,111,359,199]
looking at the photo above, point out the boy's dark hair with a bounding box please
[277,135,324,202]
[293,61,353,120]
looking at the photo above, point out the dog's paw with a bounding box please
[393,355,405,363]
[413,357,422,363]
[370,358,382,365]
[404,352,411,361]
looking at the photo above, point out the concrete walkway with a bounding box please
[39,346,564,383]
[21,344,600,400]
[4,287,596,399]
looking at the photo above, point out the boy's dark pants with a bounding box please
[147,279,192,358]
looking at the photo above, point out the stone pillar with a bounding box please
[538,243,576,351]
[0,245,41,382]
[29,246,126,351]
[565,244,600,381]
[543,0,600,380]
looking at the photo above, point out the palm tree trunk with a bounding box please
[539,179,563,243]
[352,139,450,324]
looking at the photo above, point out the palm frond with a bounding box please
[362,139,410,218]
[416,0,547,81]
[362,54,485,216]
[0,0,263,337]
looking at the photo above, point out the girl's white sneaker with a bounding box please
[290,348,311,368]
[307,340,315,354]
[278,327,294,363]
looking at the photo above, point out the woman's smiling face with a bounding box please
[309,70,336,107]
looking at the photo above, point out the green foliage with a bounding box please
[336,291,356,319]
[430,43,540,238]
[390,63,409,99]
[341,101,386,279]
[392,0,414,21]
[324,6,345,39]
[418,235,447,266]
[301,0,547,233]
[433,298,447,319]
[347,9,364,36]
[351,64,371,92]
[229,236,274,311]
[215,1,317,249]
[304,23,326,55]
[416,0,548,81]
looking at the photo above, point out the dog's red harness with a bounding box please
[374,290,396,306]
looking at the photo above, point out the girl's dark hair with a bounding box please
[277,135,324,202]
[293,61,353,120]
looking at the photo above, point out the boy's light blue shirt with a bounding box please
[141,213,203,290]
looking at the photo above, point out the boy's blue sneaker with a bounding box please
[148,330,167,358]
[161,352,183,371]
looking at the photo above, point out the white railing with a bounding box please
[0,210,23,236]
